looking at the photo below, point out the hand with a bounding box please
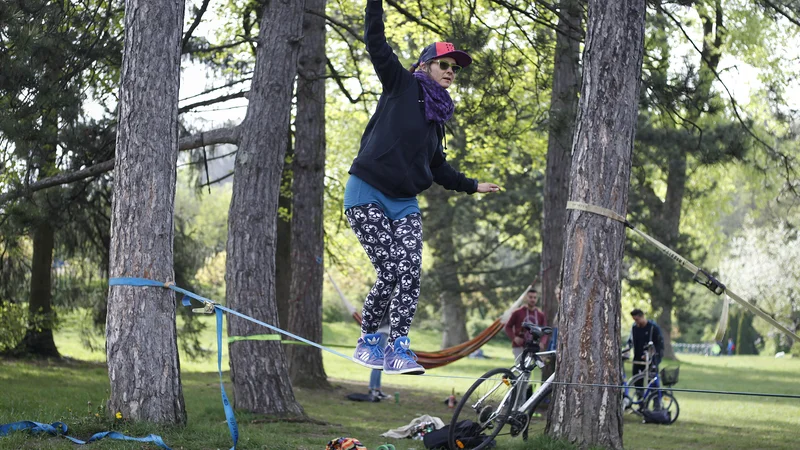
[513,336,524,346]
[477,182,501,193]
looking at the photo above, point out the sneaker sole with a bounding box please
[384,367,426,375]
[352,359,383,370]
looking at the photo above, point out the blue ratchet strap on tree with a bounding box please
[109,277,238,449]
[110,276,370,449]
[216,307,239,450]
[565,201,800,343]
[179,296,238,450]
[0,421,170,449]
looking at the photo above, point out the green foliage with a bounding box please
[0,303,27,352]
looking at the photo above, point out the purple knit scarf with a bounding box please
[413,71,454,124]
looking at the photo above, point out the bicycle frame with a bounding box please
[622,349,664,407]
[514,350,555,414]
[469,349,555,425]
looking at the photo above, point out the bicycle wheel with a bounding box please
[449,368,515,450]
[625,372,656,407]
[644,391,679,424]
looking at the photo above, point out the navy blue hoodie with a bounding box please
[348,0,478,198]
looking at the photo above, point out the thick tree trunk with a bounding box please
[540,0,582,327]
[287,0,330,389]
[17,221,60,357]
[105,0,186,424]
[546,1,646,448]
[425,187,469,348]
[225,0,305,416]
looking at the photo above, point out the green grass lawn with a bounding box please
[1,316,799,449]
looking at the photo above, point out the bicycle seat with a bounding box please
[521,322,553,338]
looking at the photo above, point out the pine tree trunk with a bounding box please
[546,1,646,448]
[106,0,185,424]
[17,221,59,357]
[225,0,305,416]
[541,0,582,327]
[17,107,60,358]
[287,0,330,389]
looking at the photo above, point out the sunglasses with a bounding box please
[430,59,462,73]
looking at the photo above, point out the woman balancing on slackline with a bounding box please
[345,0,501,375]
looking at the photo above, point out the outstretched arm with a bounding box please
[365,0,410,93]
[430,148,500,194]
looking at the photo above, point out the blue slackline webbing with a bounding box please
[109,277,236,449]
[215,308,238,450]
[0,420,170,448]
[109,276,359,450]
[109,277,357,362]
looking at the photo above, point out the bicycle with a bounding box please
[448,323,554,450]
[620,343,680,424]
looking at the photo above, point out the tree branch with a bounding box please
[305,9,363,43]
[179,91,248,113]
[183,39,251,55]
[759,0,800,28]
[0,159,114,205]
[0,127,241,205]
[180,75,252,102]
[182,0,211,52]
[385,0,446,36]
[178,126,241,150]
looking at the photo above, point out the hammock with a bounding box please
[328,273,529,369]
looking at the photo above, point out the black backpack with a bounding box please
[641,408,672,425]
[423,420,495,450]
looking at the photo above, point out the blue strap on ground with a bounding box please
[216,307,238,450]
[0,420,170,448]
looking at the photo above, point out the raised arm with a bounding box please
[365,0,411,93]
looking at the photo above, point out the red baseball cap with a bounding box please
[417,42,473,68]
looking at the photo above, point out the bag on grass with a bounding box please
[641,409,671,425]
[325,437,367,450]
[423,419,495,449]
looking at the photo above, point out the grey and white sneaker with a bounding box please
[353,333,384,369]
[384,337,425,375]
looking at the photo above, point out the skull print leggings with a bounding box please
[345,203,423,345]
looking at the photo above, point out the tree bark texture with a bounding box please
[541,0,582,326]
[425,187,469,348]
[546,1,646,448]
[287,0,330,389]
[105,0,186,424]
[225,0,305,416]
